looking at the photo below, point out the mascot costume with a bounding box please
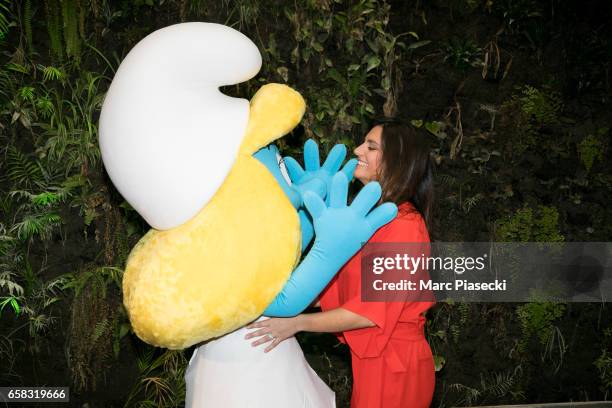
[99,23,397,407]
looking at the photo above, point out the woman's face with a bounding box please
[353,125,383,184]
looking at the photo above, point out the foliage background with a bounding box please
[0,0,611,407]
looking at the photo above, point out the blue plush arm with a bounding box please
[298,209,315,253]
[264,173,397,317]
[264,243,346,317]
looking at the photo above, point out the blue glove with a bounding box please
[284,139,358,205]
[284,139,357,252]
[264,172,398,317]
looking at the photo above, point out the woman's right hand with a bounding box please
[245,316,303,353]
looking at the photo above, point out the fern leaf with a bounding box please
[24,0,33,54]
[18,86,35,102]
[4,146,44,189]
[0,0,10,37]
[40,65,65,82]
[0,271,25,296]
[11,212,61,241]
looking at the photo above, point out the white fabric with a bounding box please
[185,317,336,407]
[99,22,262,230]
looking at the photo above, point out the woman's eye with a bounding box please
[276,152,292,185]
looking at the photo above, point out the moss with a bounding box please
[516,302,565,348]
[496,205,564,243]
[578,130,607,172]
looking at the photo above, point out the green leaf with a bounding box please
[366,38,379,53]
[425,121,447,139]
[19,86,35,101]
[10,298,20,315]
[119,323,131,338]
[365,55,381,72]
[276,67,289,82]
[381,75,391,91]
[0,296,21,317]
[327,68,344,84]
[41,66,65,82]
[6,62,29,74]
[433,355,446,371]
[408,40,432,50]
[32,192,61,206]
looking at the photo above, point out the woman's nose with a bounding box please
[353,143,362,156]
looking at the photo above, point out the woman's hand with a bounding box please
[245,316,302,353]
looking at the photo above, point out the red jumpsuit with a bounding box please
[320,202,436,408]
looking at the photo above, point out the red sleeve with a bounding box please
[340,215,430,358]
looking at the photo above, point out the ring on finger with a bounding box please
[266,334,275,341]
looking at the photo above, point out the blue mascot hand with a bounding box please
[284,139,357,204]
[306,173,398,259]
[264,172,398,317]
[285,139,356,253]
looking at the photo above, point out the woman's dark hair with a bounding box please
[373,118,435,227]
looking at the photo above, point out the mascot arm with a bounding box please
[298,209,315,253]
[264,173,398,317]
[263,242,350,317]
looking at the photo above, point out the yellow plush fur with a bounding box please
[123,84,305,349]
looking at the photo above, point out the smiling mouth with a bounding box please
[357,160,368,167]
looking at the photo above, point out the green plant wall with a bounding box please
[0,0,611,407]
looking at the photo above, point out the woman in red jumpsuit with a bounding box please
[247,120,436,408]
